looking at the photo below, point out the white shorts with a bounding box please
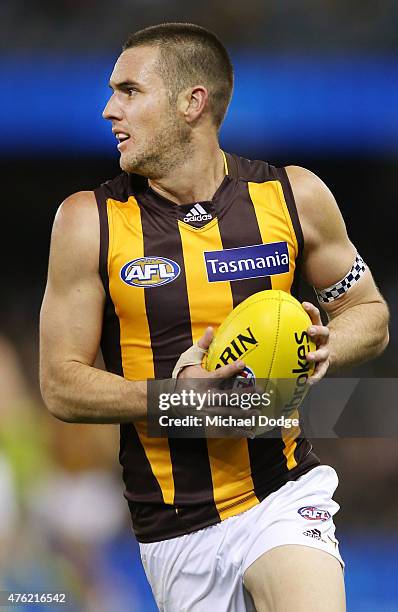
[139,465,344,612]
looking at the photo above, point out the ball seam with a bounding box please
[265,293,281,385]
[217,297,280,331]
[215,292,306,334]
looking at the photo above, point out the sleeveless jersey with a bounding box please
[95,152,320,543]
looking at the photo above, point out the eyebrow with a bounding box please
[109,80,141,91]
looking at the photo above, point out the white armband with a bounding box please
[315,253,367,304]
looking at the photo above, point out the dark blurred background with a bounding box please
[1,1,397,611]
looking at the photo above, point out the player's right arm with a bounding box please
[39,191,148,423]
[40,192,241,423]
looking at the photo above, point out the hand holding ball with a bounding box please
[203,290,316,421]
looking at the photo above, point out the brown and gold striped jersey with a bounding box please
[95,152,320,543]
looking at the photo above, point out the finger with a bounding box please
[210,360,245,379]
[308,325,329,345]
[302,302,322,326]
[306,347,330,363]
[197,326,214,351]
[238,429,256,439]
[308,360,330,385]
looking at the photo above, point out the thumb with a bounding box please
[197,326,214,351]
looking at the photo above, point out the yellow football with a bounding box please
[203,290,316,416]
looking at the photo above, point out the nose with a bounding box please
[102,92,122,121]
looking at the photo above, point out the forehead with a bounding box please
[110,45,162,86]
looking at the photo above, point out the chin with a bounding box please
[119,156,129,173]
[120,154,137,174]
[121,153,155,178]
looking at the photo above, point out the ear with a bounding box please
[178,86,209,123]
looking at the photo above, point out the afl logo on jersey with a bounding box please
[120,257,180,288]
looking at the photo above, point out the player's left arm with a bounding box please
[286,166,389,382]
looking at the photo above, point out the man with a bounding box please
[40,23,389,612]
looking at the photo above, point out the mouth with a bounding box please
[114,131,131,151]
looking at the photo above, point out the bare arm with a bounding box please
[40,192,241,423]
[286,166,389,374]
[39,191,147,423]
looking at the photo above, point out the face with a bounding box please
[103,46,191,178]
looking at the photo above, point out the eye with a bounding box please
[126,87,138,96]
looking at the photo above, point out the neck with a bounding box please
[148,139,226,205]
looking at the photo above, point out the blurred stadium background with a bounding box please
[1,1,397,610]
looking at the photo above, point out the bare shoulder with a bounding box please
[49,190,100,281]
[284,165,348,247]
[53,190,98,239]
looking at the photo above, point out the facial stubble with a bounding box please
[120,108,192,179]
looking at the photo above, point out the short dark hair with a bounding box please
[123,23,234,129]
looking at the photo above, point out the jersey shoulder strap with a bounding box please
[225,151,304,292]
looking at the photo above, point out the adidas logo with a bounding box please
[183,203,212,223]
[303,528,326,543]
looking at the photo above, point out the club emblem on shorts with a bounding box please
[298,506,331,522]
[120,257,180,288]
